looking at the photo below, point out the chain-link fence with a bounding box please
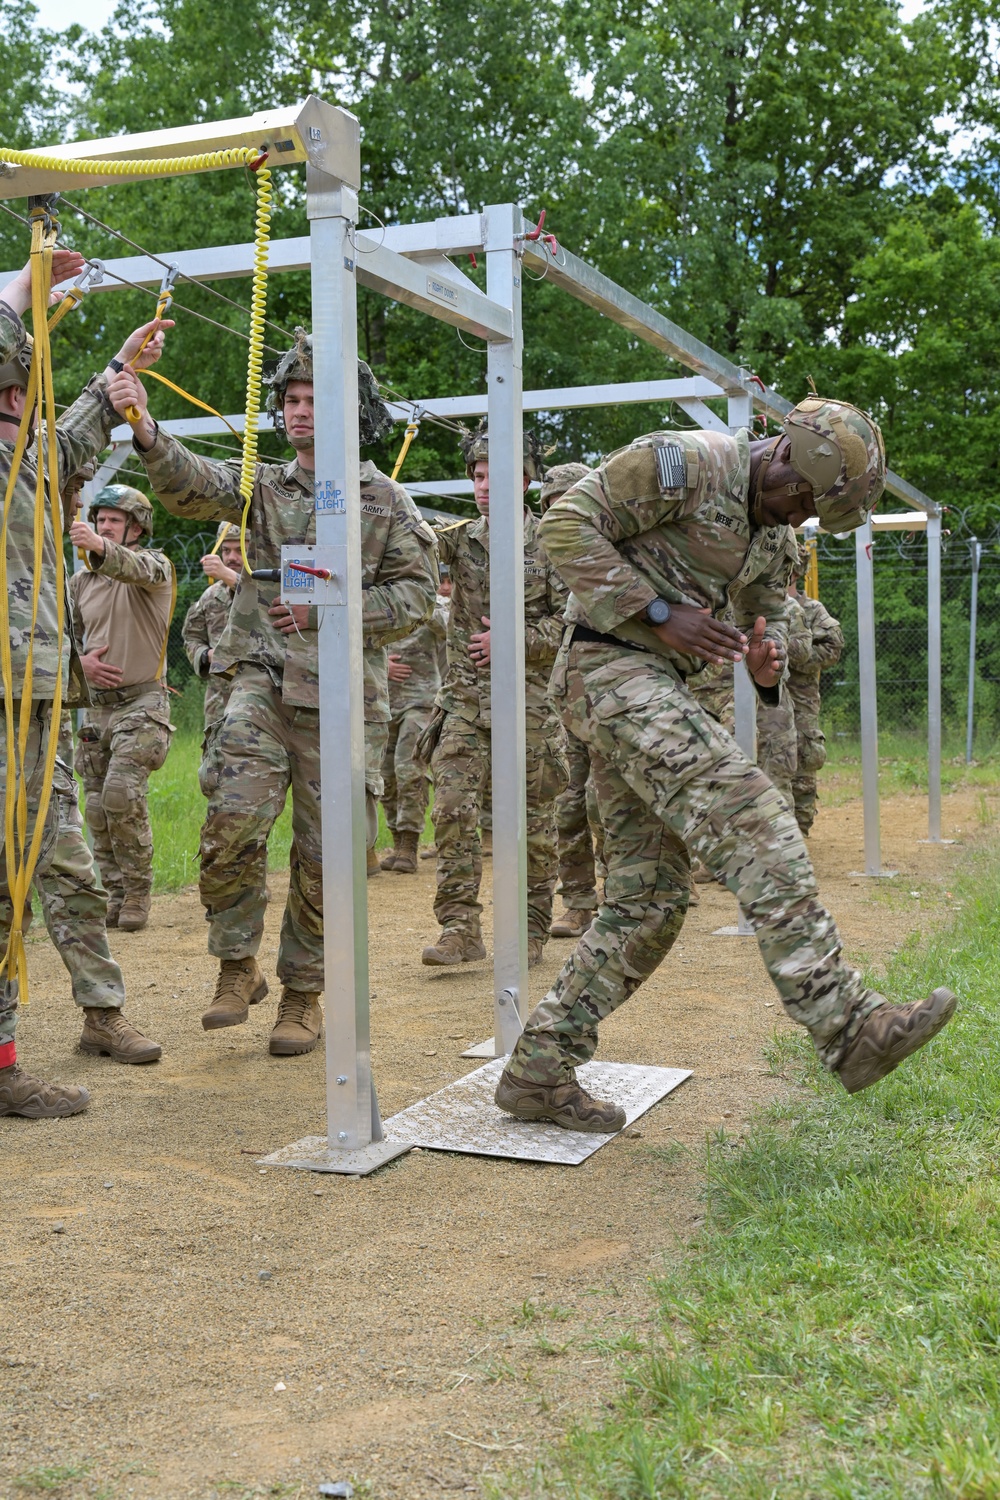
[805,510,1000,752]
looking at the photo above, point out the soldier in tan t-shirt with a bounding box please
[69,485,175,933]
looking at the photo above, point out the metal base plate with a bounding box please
[711,924,754,937]
[258,1135,413,1177]
[461,1038,498,1058]
[918,839,956,845]
[384,1057,691,1166]
[849,869,898,878]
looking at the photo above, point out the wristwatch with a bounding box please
[644,597,672,627]
[107,357,126,374]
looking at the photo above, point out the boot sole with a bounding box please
[839,987,958,1094]
[202,979,269,1031]
[495,1095,624,1134]
[79,1040,162,1064]
[0,1094,90,1118]
[269,1030,323,1057]
[421,948,486,966]
[117,919,148,932]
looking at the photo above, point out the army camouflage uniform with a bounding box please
[429,512,567,945]
[71,541,175,915]
[182,577,236,795]
[505,426,887,1089]
[0,301,116,1069]
[787,590,844,834]
[383,599,448,835]
[133,434,437,992]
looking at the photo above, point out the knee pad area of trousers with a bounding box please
[101,775,133,816]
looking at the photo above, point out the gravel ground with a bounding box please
[1,788,983,1500]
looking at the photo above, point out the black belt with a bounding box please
[569,624,651,653]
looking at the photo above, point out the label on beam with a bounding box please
[426,276,459,306]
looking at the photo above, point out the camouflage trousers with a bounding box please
[555,726,606,910]
[382,704,434,835]
[0,702,57,1050]
[430,713,564,942]
[365,721,388,847]
[791,698,826,836]
[76,684,173,905]
[200,665,324,990]
[755,684,797,810]
[507,641,882,1086]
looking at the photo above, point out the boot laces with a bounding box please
[279,990,314,1024]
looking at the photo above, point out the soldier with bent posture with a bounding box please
[111,329,437,1056]
[495,398,956,1132]
[69,485,175,933]
[0,251,167,1117]
[787,544,844,834]
[420,422,567,970]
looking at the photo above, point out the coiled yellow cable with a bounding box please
[0,143,273,999]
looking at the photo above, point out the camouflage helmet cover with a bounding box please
[215,521,241,546]
[539,461,590,511]
[65,458,96,485]
[459,419,551,481]
[264,327,394,446]
[0,329,32,394]
[92,483,154,538]
[783,397,885,533]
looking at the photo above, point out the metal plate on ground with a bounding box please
[461,1037,498,1058]
[258,1135,413,1176]
[384,1058,691,1166]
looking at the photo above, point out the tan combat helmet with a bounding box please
[65,458,96,487]
[459,418,551,480]
[539,461,590,512]
[0,330,32,394]
[783,397,885,532]
[264,327,394,445]
[215,521,241,546]
[92,483,154,538]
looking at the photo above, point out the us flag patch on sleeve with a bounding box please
[655,441,687,491]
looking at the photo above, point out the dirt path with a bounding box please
[2,787,987,1499]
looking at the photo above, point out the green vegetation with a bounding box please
[821,727,1000,803]
[517,836,1000,1498]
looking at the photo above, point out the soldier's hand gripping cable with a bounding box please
[494,401,957,1134]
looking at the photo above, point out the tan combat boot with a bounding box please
[550,907,595,939]
[269,989,323,1056]
[201,958,269,1031]
[419,843,437,860]
[836,988,957,1094]
[389,830,418,874]
[0,1064,90,1118]
[118,891,151,932]
[527,937,546,968]
[367,845,381,878]
[379,831,402,871]
[421,929,487,967]
[494,1069,625,1133]
[80,1008,162,1064]
[105,895,122,929]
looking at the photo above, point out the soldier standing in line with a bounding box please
[182,522,242,793]
[69,485,175,934]
[419,565,452,863]
[109,329,437,1057]
[494,400,956,1132]
[420,421,568,969]
[787,543,844,835]
[540,462,606,942]
[379,590,448,873]
[0,250,168,1117]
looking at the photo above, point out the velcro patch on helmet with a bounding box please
[654,441,687,491]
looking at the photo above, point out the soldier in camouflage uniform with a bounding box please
[0,253,168,1116]
[419,567,452,862]
[540,463,606,940]
[69,485,175,933]
[182,522,241,794]
[787,543,844,834]
[495,398,956,1132]
[109,329,437,1057]
[380,592,448,873]
[420,422,568,969]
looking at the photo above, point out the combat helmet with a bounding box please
[459,419,551,481]
[92,483,154,538]
[215,521,241,546]
[0,330,32,395]
[264,327,395,446]
[539,461,590,512]
[65,458,96,486]
[782,397,885,532]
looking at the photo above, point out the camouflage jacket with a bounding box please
[182,579,235,727]
[539,428,797,683]
[388,597,448,715]
[434,511,565,727]
[787,593,844,683]
[0,302,114,700]
[134,435,437,715]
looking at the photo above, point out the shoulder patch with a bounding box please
[655,441,687,491]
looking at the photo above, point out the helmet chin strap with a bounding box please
[750,437,781,526]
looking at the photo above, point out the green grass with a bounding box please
[512,835,1000,1498]
[822,726,1000,803]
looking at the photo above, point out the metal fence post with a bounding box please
[484,204,527,1056]
[927,510,943,842]
[966,539,981,765]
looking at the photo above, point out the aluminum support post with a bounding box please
[854,519,892,876]
[927,512,943,841]
[967,541,981,765]
[485,204,527,1056]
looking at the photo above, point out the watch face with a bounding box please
[647,598,670,626]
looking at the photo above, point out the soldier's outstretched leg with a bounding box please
[35,791,161,1063]
[423,715,488,966]
[499,645,955,1128]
